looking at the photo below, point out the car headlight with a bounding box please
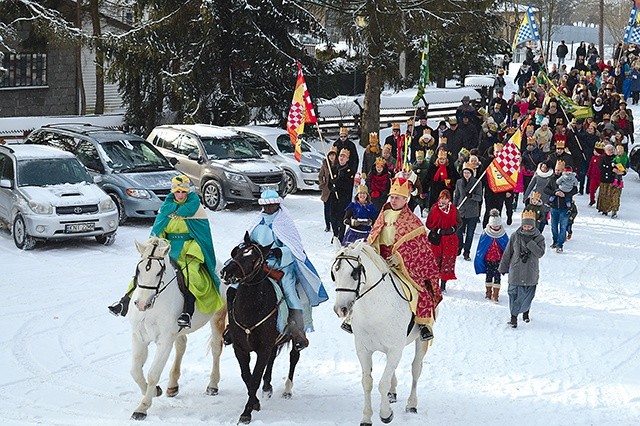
[299,165,320,174]
[28,200,53,215]
[126,188,151,199]
[224,171,247,183]
[100,198,117,211]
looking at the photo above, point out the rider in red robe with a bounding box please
[367,177,442,340]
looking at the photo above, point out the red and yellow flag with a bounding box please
[486,117,530,193]
[286,62,316,162]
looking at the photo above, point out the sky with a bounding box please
[0,65,639,426]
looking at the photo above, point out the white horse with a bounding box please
[332,240,429,426]
[127,237,227,420]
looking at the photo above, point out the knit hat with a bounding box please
[389,177,410,198]
[258,189,282,205]
[541,118,549,127]
[521,209,537,228]
[171,175,191,193]
[488,209,502,228]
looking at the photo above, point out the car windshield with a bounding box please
[276,135,313,154]
[200,136,261,160]
[100,139,173,172]
[18,158,91,186]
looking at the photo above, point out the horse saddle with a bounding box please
[262,264,284,282]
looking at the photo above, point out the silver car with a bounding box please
[231,126,322,194]
[147,124,286,210]
[0,144,119,250]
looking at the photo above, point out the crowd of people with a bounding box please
[319,41,638,328]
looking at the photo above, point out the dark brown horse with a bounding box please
[220,232,300,424]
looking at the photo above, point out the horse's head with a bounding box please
[131,237,171,312]
[221,231,272,284]
[332,241,389,318]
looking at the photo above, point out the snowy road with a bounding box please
[1,173,640,425]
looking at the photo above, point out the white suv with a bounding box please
[0,144,119,250]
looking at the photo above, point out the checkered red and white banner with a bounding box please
[286,62,316,162]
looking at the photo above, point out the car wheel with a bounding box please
[202,180,226,211]
[13,214,36,250]
[284,170,297,195]
[110,194,128,225]
[96,232,116,246]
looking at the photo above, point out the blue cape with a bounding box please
[474,232,509,274]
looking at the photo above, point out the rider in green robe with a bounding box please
[108,175,223,328]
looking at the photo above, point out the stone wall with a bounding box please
[0,46,78,117]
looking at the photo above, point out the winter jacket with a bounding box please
[630,68,640,93]
[333,138,360,172]
[544,172,578,210]
[453,176,483,219]
[599,154,618,184]
[556,43,568,58]
[319,157,335,203]
[524,164,553,204]
[586,153,602,183]
[498,227,546,286]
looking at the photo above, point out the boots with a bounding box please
[177,290,196,329]
[492,287,500,304]
[485,285,492,300]
[508,315,517,328]
[440,280,447,293]
[523,310,530,323]
[419,324,434,341]
[108,295,130,317]
[288,309,309,351]
[223,287,237,345]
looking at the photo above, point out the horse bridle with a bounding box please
[224,242,270,285]
[133,242,177,309]
[332,253,410,303]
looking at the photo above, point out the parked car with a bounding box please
[0,144,119,250]
[25,124,180,224]
[230,126,322,194]
[146,124,286,210]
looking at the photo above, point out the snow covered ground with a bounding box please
[1,171,640,426]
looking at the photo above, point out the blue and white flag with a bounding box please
[623,6,640,44]
[512,6,540,50]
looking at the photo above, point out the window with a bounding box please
[75,140,104,172]
[18,158,90,187]
[0,153,15,181]
[177,134,200,157]
[240,133,274,154]
[0,53,47,88]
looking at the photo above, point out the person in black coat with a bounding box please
[333,127,360,173]
[329,148,356,242]
[544,160,578,253]
[556,40,568,66]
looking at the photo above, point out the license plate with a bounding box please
[259,184,278,192]
[65,223,95,233]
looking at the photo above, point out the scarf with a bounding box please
[484,224,506,238]
[434,164,449,182]
[535,163,553,178]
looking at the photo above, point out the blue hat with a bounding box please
[258,189,282,205]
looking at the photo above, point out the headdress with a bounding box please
[555,140,565,149]
[339,148,350,158]
[369,132,379,144]
[356,185,369,194]
[258,189,282,205]
[521,209,537,227]
[171,175,191,193]
[374,157,386,166]
[391,122,401,130]
[339,127,349,135]
[389,177,411,198]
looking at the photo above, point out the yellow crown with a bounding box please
[494,142,504,151]
[339,127,349,135]
[339,148,350,158]
[437,149,448,160]
[555,159,566,169]
[391,122,401,130]
[369,132,379,143]
[530,191,541,201]
[389,177,411,198]
[357,185,368,194]
[522,210,537,221]
[594,140,605,150]
[439,136,448,145]
[555,140,565,149]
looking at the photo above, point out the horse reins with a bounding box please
[333,253,411,303]
[133,242,184,309]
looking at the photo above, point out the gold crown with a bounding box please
[357,185,368,194]
[339,127,349,135]
[522,210,537,221]
[439,136,448,145]
[530,191,541,201]
[391,122,401,130]
[383,143,392,152]
[389,177,411,198]
[437,149,448,160]
[339,148,350,158]
[415,149,425,158]
[494,142,504,151]
[555,159,566,168]
[375,157,386,166]
[369,132,379,143]
[555,140,565,149]
[595,140,605,150]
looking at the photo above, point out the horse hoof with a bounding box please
[282,391,292,399]
[387,392,397,403]
[406,407,418,414]
[253,401,261,411]
[131,412,147,421]
[238,415,251,424]
[359,423,373,426]
[155,386,162,397]
[262,386,273,399]
[381,411,394,424]
[206,386,219,396]
[167,386,179,397]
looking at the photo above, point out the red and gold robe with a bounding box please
[367,203,442,322]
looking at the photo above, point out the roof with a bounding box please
[464,75,496,88]
[156,124,239,138]
[1,144,76,160]
[232,125,287,137]
[39,123,144,142]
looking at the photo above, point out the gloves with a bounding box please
[386,253,401,268]
[271,248,282,259]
